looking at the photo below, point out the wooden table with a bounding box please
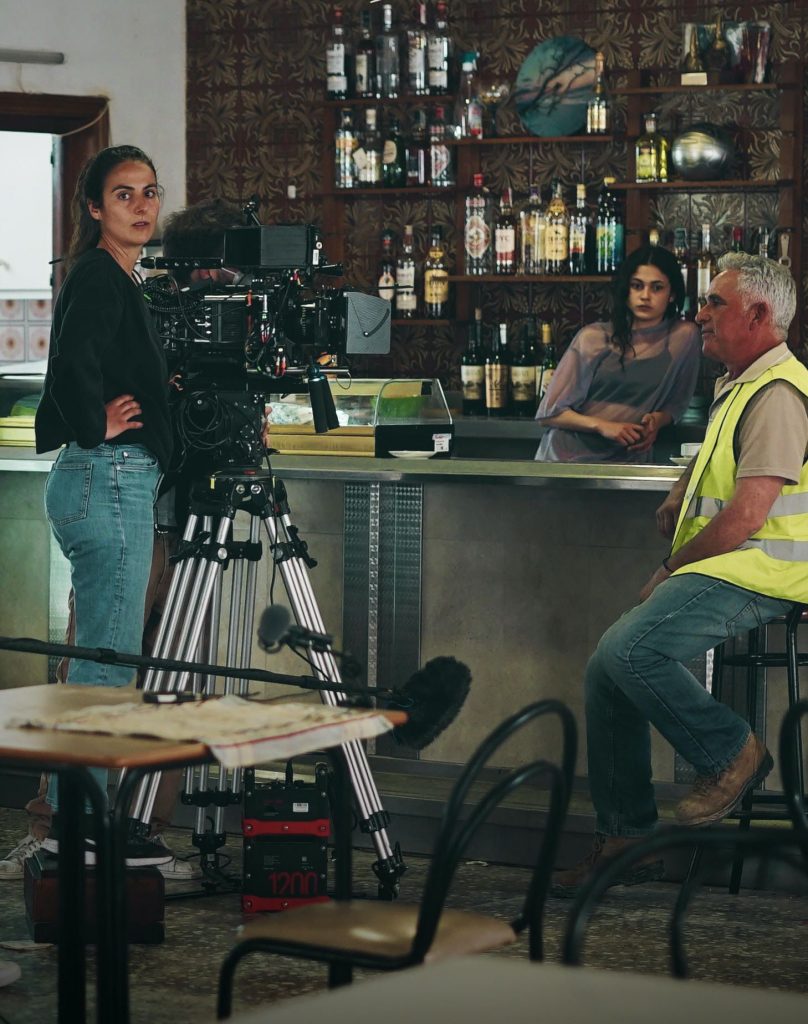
[225,955,808,1024]
[0,685,402,1024]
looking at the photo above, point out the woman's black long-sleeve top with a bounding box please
[35,248,172,470]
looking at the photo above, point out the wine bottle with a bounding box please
[510,321,537,417]
[537,322,558,401]
[461,307,486,416]
[697,223,717,306]
[586,51,610,134]
[427,0,451,95]
[354,8,376,99]
[382,116,407,187]
[377,231,396,304]
[354,107,382,186]
[375,3,399,98]
[334,107,357,189]
[569,183,588,276]
[520,184,545,275]
[406,2,429,96]
[406,107,428,186]
[485,322,510,417]
[545,180,570,276]
[326,5,349,100]
[428,105,454,187]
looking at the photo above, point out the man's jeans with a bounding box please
[586,573,793,837]
[44,442,160,808]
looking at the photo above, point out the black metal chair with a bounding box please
[687,603,806,892]
[216,699,577,1019]
[561,700,808,977]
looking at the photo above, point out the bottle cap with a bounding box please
[472,172,484,187]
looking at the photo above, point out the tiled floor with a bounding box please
[0,807,806,1022]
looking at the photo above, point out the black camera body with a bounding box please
[141,221,391,472]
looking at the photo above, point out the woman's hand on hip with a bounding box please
[104,394,143,439]
[596,419,645,446]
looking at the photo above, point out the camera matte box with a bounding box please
[224,224,320,271]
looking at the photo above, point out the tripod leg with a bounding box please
[259,484,406,896]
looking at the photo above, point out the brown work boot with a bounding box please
[550,833,664,899]
[675,732,773,828]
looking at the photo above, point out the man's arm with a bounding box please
[656,458,696,538]
[640,474,786,601]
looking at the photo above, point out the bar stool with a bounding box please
[696,602,806,892]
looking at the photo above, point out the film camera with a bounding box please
[140,221,391,473]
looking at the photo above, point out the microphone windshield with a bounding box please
[388,656,471,751]
[258,605,292,649]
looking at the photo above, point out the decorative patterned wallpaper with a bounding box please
[186,0,808,389]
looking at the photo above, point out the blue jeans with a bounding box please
[44,442,161,808]
[585,574,793,837]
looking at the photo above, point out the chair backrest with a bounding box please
[779,699,808,834]
[561,827,808,976]
[412,699,577,962]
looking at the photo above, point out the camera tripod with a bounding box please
[126,466,406,899]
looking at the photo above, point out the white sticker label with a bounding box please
[432,433,450,453]
[292,802,309,813]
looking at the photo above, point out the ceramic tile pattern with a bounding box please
[0,807,806,1022]
[0,298,51,366]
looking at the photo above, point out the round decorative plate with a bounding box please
[514,36,596,137]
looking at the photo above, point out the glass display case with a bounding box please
[266,378,454,458]
[0,360,45,445]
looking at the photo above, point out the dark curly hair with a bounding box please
[67,145,159,268]
[610,243,685,361]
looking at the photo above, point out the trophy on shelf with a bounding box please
[681,23,707,85]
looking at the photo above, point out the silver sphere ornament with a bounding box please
[670,123,735,180]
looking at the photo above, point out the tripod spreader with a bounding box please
[372,843,407,900]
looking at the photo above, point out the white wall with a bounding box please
[0,0,186,221]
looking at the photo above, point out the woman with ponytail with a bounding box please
[536,244,701,463]
[34,146,174,865]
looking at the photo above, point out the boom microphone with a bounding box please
[258,605,333,652]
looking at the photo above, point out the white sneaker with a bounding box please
[0,834,43,880]
[149,835,201,880]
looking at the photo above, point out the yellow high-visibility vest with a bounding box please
[671,357,808,602]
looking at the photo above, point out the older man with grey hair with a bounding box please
[553,253,808,896]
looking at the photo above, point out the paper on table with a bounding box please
[6,694,394,768]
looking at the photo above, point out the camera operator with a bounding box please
[0,196,244,883]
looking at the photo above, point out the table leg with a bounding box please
[328,749,352,899]
[57,768,86,1024]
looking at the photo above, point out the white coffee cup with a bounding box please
[680,442,702,457]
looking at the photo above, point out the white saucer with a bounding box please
[389,450,436,460]
[670,456,691,466]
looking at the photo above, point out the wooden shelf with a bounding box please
[325,186,456,197]
[611,179,789,191]
[449,274,610,284]
[451,134,615,146]
[392,318,450,326]
[613,81,784,95]
[324,95,453,106]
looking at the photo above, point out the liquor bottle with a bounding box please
[705,11,729,76]
[461,307,486,416]
[406,107,428,186]
[544,180,570,276]
[673,226,692,317]
[406,2,429,96]
[375,3,399,99]
[428,105,454,187]
[636,113,668,182]
[520,184,545,275]
[731,225,744,252]
[334,107,357,189]
[454,54,483,139]
[569,184,588,275]
[537,321,558,401]
[427,0,451,95]
[510,321,537,417]
[595,177,622,274]
[355,8,376,99]
[395,224,418,318]
[326,5,349,100]
[758,226,771,258]
[423,226,449,318]
[494,187,517,275]
[485,322,510,417]
[586,51,610,134]
[354,107,382,185]
[464,172,493,275]
[377,231,396,304]
[382,116,407,187]
[697,224,717,306]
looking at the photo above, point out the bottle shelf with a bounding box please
[612,81,784,95]
[392,318,450,326]
[449,274,611,284]
[325,95,454,106]
[611,179,789,191]
[325,186,456,197]
[452,134,615,146]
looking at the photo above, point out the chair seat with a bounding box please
[237,900,517,963]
